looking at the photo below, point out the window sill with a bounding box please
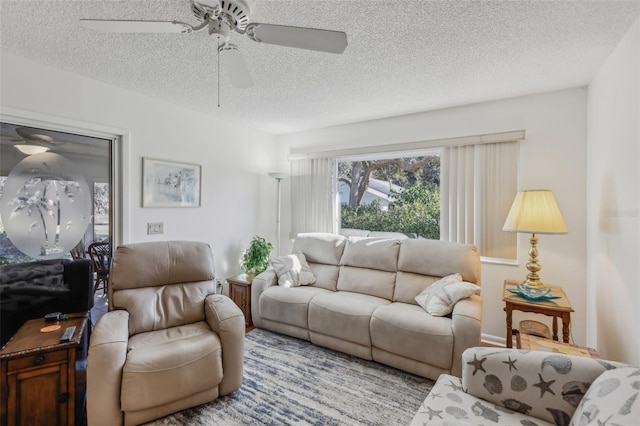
[481,256,518,266]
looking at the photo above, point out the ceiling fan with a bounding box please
[4,127,65,155]
[80,0,348,89]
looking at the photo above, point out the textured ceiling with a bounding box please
[1,0,639,135]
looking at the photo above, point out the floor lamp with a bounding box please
[268,172,288,256]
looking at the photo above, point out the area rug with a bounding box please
[147,328,434,425]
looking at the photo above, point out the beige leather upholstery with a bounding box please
[252,233,482,380]
[87,241,244,426]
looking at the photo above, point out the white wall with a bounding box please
[587,17,639,365]
[277,88,589,347]
[0,53,278,287]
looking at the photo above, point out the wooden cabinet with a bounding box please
[228,274,254,329]
[1,314,88,426]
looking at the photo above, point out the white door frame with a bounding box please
[0,106,131,249]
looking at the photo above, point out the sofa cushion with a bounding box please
[113,280,214,335]
[122,321,222,412]
[371,303,454,369]
[259,286,331,329]
[309,291,390,347]
[415,273,480,316]
[461,348,627,425]
[269,251,316,288]
[307,263,340,291]
[340,237,400,272]
[337,266,396,300]
[570,366,640,426]
[292,233,347,265]
[398,239,481,285]
[410,374,555,426]
[393,271,440,304]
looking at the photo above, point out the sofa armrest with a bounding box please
[460,347,628,425]
[87,310,130,426]
[450,294,482,377]
[205,294,245,395]
[250,269,277,328]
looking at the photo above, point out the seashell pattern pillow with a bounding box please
[569,366,640,426]
[460,348,628,426]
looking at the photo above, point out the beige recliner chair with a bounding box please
[87,241,245,426]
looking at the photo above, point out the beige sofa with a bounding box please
[251,233,482,379]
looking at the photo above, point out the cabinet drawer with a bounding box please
[8,350,67,371]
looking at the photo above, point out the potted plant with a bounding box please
[240,235,273,276]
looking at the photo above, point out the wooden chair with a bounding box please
[70,240,86,260]
[88,241,110,293]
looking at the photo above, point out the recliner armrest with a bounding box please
[205,294,245,396]
[87,310,130,426]
[250,269,277,328]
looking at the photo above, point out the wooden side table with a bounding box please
[228,274,254,329]
[502,280,574,348]
[1,313,89,426]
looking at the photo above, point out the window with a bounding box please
[93,182,110,242]
[0,176,37,264]
[290,131,522,262]
[337,152,441,239]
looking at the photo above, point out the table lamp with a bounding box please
[502,190,568,289]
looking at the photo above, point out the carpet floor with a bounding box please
[147,328,434,426]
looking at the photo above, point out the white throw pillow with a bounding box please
[570,366,640,426]
[269,251,316,288]
[415,273,480,316]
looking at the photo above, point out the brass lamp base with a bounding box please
[521,233,547,290]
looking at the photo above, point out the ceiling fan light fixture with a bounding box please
[14,144,50,155]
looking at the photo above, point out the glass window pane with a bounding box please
[93,182,110,242]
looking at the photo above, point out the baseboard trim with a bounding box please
[481,333,506,348]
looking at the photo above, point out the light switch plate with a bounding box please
[147,222,164,235]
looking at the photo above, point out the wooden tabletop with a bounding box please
[502,280,574,312]
[227,273,255,285]
[1,313,88,359]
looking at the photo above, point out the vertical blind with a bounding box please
[440,141,518,259]
[290,157,337,235]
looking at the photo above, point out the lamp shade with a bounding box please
[503,190,568,234]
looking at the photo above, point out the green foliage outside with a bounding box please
[240,235,273,275]
[341,181,440,240]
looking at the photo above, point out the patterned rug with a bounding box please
[147,328,434,425]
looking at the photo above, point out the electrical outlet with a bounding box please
[147,222,164,235]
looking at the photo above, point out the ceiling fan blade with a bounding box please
[80,19,191,34]
[246,23,347,54]
[219,44,253,88]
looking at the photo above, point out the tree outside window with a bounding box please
[338,154,440,239]
[93,182,109,242]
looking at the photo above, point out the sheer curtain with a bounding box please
[290,157,337,236]
[440,141,518,259]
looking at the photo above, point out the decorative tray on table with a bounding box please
[508,285,561,301]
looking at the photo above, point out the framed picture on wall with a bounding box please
[142,158,201,207]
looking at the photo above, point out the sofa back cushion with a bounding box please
[462,347,628,425]
[293,233,347,266]
[110,241,215,335]
[340,237,400,272]
[393,272,441,304]
[394,239,480,303]
[336,238,400,299]
[307,262,340,291]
